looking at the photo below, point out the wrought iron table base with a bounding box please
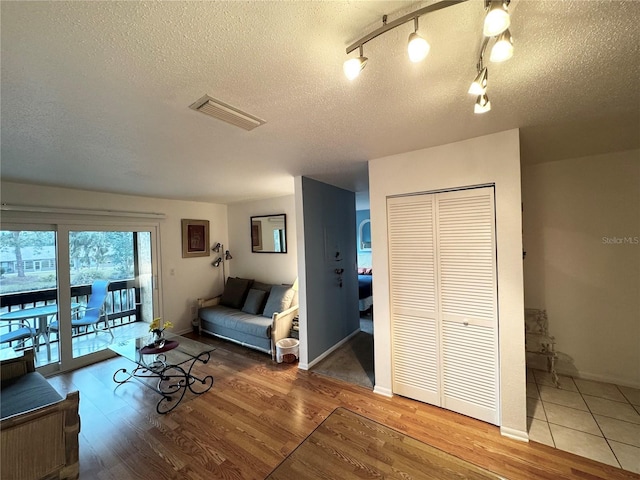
[113,351,214,414]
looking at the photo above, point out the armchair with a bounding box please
[0,318,38,355]
[49,280,113,339]
[1,349,80,479]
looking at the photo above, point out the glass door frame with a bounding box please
[1,215,162,376]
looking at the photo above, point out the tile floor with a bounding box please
[527,368,640,474]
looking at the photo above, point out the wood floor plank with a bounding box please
[44,333,640,480]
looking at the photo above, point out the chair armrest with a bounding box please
[271,305,299,360]
[0,349,35,381]
[197,296,221,309]
[1,390,80,480]
[0,319,35,330]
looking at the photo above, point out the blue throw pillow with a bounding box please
[241,289,267,315]
[262,285,294,318]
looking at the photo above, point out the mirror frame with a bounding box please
[250,214,288,254]
[358,219,371,251]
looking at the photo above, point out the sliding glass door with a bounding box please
[0,221,160,374]
[0,227,59,368]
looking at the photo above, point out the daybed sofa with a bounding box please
[0,349,80,480]
[198,277,298,360]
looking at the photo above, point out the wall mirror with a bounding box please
[358,219,371,251]
[251,214,287,253]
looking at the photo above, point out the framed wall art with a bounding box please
[181,219,210,258]
[251,219,263,251]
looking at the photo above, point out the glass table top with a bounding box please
[109,331,215,365]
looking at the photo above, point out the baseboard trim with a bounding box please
[306,329,361,369]
[373,385,393,397]
[500,426,529,442]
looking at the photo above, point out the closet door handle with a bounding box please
[463,321,469,326]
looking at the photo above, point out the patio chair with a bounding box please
[0,319,38,355]
[49,280,114,339]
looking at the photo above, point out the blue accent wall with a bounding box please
[301,177,359,362]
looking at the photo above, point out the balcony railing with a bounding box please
[0,280,141,346]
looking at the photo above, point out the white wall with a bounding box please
[0,181,227,333]
[522,149,640,388]
[227,195,297,285]
[369,129,527,438]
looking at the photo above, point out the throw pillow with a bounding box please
[262,285,294,318]
[220,277,253,309]
[241,289,267,315]
[251,281,273,293]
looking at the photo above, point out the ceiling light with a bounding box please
[407,18,430,63]
[343,45,368,80]
[490,29,514,62]
[408,33,431,63]
[483,1,510,37]
[343,0,518,113]
[474,94,491,114]
[468,67,488,95]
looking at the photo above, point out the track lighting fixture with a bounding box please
[211,242,233,278]
[344,0,517,113]
[468,67,488,95]
[343,45,368,80]
[490,29,513,62]
[474,94,491,114]
[407,18,430,63]
[483,0,510,37]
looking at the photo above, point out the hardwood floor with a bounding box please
[46,333,639,480]
[267,407,502,479]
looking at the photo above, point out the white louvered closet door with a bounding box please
[387,187,499,426]
[437,188,498,425]
[388,195,440,405]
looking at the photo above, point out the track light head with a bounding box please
[407,17,430,63]
[490,29,513,62]
[484,1,510,37]
[224,250,233,260]
[468,67,488,95]
[474,94,491,114]
[343,45,368,80]
[212,242,221,252]
[407,32,430,63]
[212,257,222,267]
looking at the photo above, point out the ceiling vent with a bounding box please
[189,95,266,131]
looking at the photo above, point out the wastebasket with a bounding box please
[276,338,299,363]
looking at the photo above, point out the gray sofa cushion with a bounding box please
[200,305,273,338]
[1,372,63,419]
[200,323,272,353]
[262,285,294,318]
[241,288,267,315]
[251,281,273,293]
[220,277,253,309]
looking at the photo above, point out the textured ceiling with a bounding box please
[1,1,639,204]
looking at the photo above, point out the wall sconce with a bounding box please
[212,242,232,280]
[344,0,515,114]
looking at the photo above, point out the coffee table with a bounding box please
[109,331,214,414]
